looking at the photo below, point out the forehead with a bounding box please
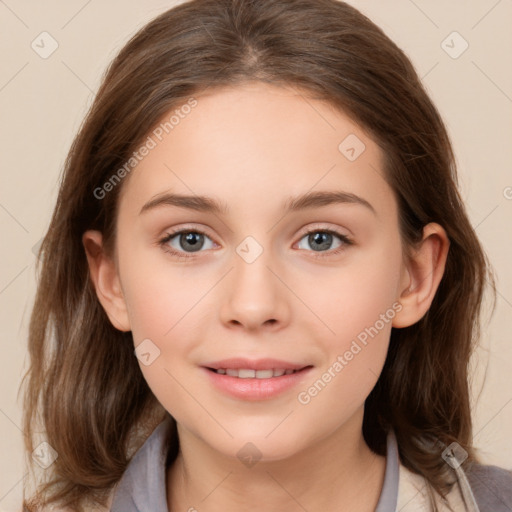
[118,82,396,224]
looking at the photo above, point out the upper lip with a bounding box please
[202,358,311,371]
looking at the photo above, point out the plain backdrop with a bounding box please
[1,0,511,510]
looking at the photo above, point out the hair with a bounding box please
[21,0,496,510]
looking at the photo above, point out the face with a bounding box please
[111,82,408,460]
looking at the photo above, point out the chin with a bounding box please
[207,428,309,463]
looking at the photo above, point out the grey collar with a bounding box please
[375,429,399,511]
[111,416,399,511]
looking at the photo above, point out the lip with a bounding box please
[202,357,308,371]
[201,358,313,401]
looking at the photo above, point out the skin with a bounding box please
[83,81,449,511]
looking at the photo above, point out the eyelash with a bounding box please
[158,227,353,260]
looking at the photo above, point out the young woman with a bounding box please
[21,0,512,511]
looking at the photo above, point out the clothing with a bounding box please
[110,415,512,511]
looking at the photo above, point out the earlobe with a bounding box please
[82,230,131,332]
[392,223,450,328]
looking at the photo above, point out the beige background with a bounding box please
[1,0,511,510]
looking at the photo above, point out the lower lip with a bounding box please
[202,366,313,401]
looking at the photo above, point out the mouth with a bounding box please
[201,358,314,400]
[202,357,312,377]
[205,367,309,378]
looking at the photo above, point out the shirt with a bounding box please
[110,415,512,511]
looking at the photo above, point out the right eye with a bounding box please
[158,229,217,258]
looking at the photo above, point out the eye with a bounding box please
[296,228,353,257]
[158,226,353,260]
[158,229,216,259]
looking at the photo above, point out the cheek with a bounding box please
[296,240,402,399]
[119,248,213,402]
[294,269,399,436]
[120,254,205,423]
[300,238,402,349]
[120,246,207,342]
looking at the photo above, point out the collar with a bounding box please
[110,416,400,511]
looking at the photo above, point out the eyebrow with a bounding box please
[139,190,376,216]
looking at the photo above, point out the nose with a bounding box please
[219,248,290,332]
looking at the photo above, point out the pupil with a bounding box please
[181,232,203,252]
[310,232,331,251]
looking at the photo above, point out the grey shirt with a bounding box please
[110,415,512,511]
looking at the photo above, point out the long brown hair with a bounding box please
[21,0,495,510]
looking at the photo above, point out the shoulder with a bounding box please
[397,460,512,512]
[465,462,512,511]
[109,416,174,512]
[397,462,469,511]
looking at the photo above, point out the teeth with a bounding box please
[239,369,256,378]
[215,368,299,378]
[255,369,273,378]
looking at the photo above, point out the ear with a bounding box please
[392,223,450,328]
[82,230,131,332]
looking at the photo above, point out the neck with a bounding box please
[166,408,387,512]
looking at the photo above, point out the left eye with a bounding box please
[296,230,349,252]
